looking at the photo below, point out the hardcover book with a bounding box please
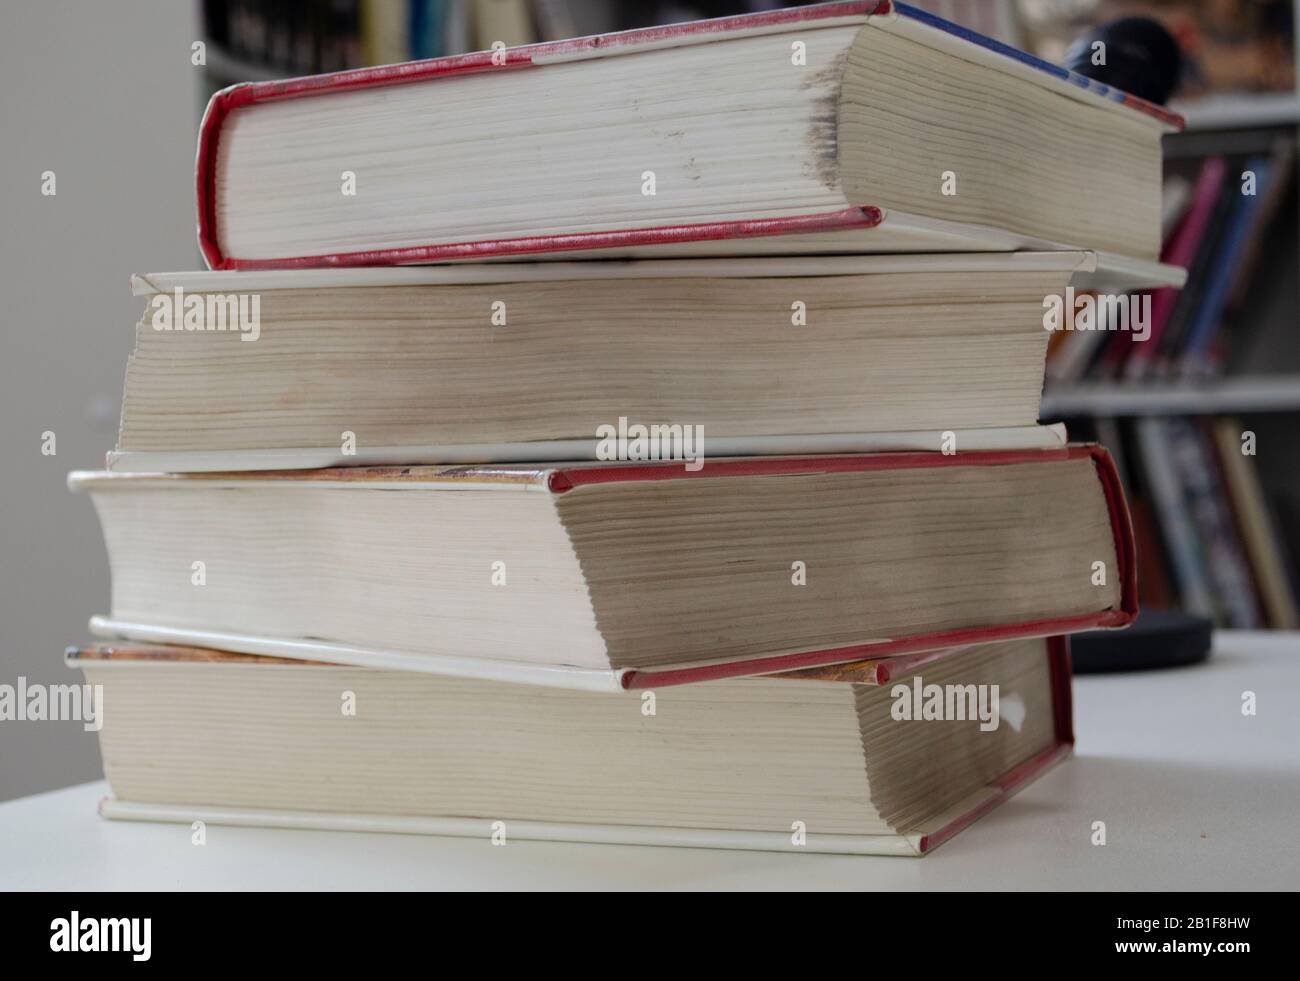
[71,447,1135,690]
[70,635,1074,856]
[196,1,1183,287]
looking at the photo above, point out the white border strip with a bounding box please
[875,213,1185,289]
[101,426,1067,475]
[1083,250,1188,291]
[68,470,556,492]
[129,251,1096,294]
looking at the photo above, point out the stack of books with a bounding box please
[69,3,1183,856]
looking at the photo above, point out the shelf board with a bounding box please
[1174,92,1300,132]
[1041,375,1300,417]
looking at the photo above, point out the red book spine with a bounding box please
[916,635,1074,854]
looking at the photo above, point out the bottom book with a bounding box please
[67,636,1073,857]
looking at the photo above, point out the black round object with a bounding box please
[1069,608,1213,673]
[1063,17,1182,105]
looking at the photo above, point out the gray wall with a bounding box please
[0,0,199,800]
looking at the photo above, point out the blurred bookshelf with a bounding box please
[196,0,1300,632]
[1176,92,1300,131]
[1026,0,1300,631]
[1042,375,1300,416]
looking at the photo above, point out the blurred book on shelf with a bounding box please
[198,1,1031,77]
[1209,418,1300,628]
[203,0,365,76]
[198,0,1296,104]
[1060,413,1299,630]
[200,0,497,81]
[1045,140,1295,384]
[1017,0,1296,99]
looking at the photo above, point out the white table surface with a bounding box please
[2,631,1296,890]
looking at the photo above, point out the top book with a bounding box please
[198,1,1182,272]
